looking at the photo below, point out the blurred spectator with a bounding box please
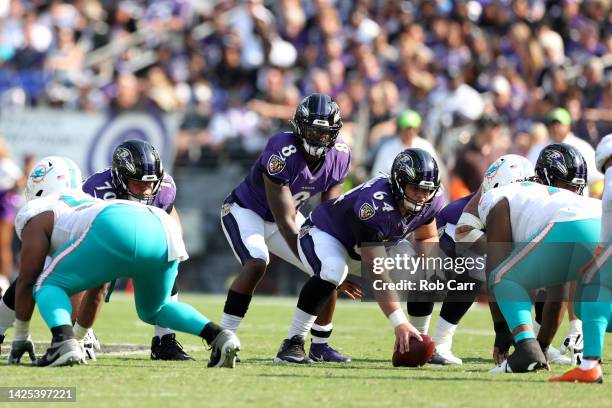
[370,110,440,178]
[451,116,510,199]
[527,107,603,196]
[0,0,608,176]
[0,137,25,294]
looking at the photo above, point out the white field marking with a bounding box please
[30,341,200,356]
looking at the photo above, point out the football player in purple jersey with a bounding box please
[274,148,443,364]
[77,140,192,361]
[220,93,359,362]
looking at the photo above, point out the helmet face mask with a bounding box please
[390,148,440,215]
[535,143,587,195]
[291,93,342,159]
[111,140,164,205]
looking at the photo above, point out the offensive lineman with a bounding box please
[78,139,192,361]
[274,149,442,364]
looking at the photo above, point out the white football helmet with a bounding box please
[595,134,612,173]
[24,156,83,202]
[482,154,535,193]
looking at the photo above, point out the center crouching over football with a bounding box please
[0,2,611,407]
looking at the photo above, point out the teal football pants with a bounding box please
[490,219,600,342]
[575,245,612,358]
[33,204,209,335]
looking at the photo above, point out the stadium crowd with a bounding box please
[0,0,610,183]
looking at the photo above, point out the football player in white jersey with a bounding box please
[475,145,600,373]
[7,157,240,367]
[550,134,612,383]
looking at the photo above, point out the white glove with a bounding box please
[560,332,583,365]
[81,329,101,361]
[8,336,37,365]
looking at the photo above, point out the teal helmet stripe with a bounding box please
[60,157,81,188]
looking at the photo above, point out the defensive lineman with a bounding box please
[9,157,240,367]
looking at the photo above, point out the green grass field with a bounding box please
[2,293,611,408]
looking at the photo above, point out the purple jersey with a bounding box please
[436,192,474,229]
[82,168,177,213]
[310,176,445,259]
[233,132,351,222]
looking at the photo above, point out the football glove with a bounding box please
[7,336,37,365]
[560,332,583,365]
[82,329,101,361]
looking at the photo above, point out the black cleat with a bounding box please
[0,334,4,356]
[507,338,549,373]
[36,339,85,367]
[151,334,194,361]
[274,335,313,364]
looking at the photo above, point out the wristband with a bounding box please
[388,309,409,328]
[458,212,485,230]
[458,228,485,243]
[14,319,30,341]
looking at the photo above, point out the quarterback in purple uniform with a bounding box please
[220,93,357,362]
[79,140,192,361]
[274,148,442,364]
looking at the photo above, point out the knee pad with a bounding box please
[319,258,348,287]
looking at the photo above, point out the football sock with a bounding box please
[409,314,432,335]
[51,324,74,342]
[432,317,457,348]
[569,319,582,334]
[220,313,242,333]
[200,322,223,345]
[287,308,317,340]
[311,323,333,344]
[289,277,336,340]
[154,325,174,339]
[221,290,252,332]
[580,358,599,371]
[0,298,15,335]
[13,319,29,341]
[73,322,89,341]
[532,320,541,336]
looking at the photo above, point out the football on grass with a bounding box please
[392,335,435,367]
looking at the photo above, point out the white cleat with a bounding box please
[429,345,463,365]
[489,360,512,373]
[546,345,571,365]
[207,330,241,368]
